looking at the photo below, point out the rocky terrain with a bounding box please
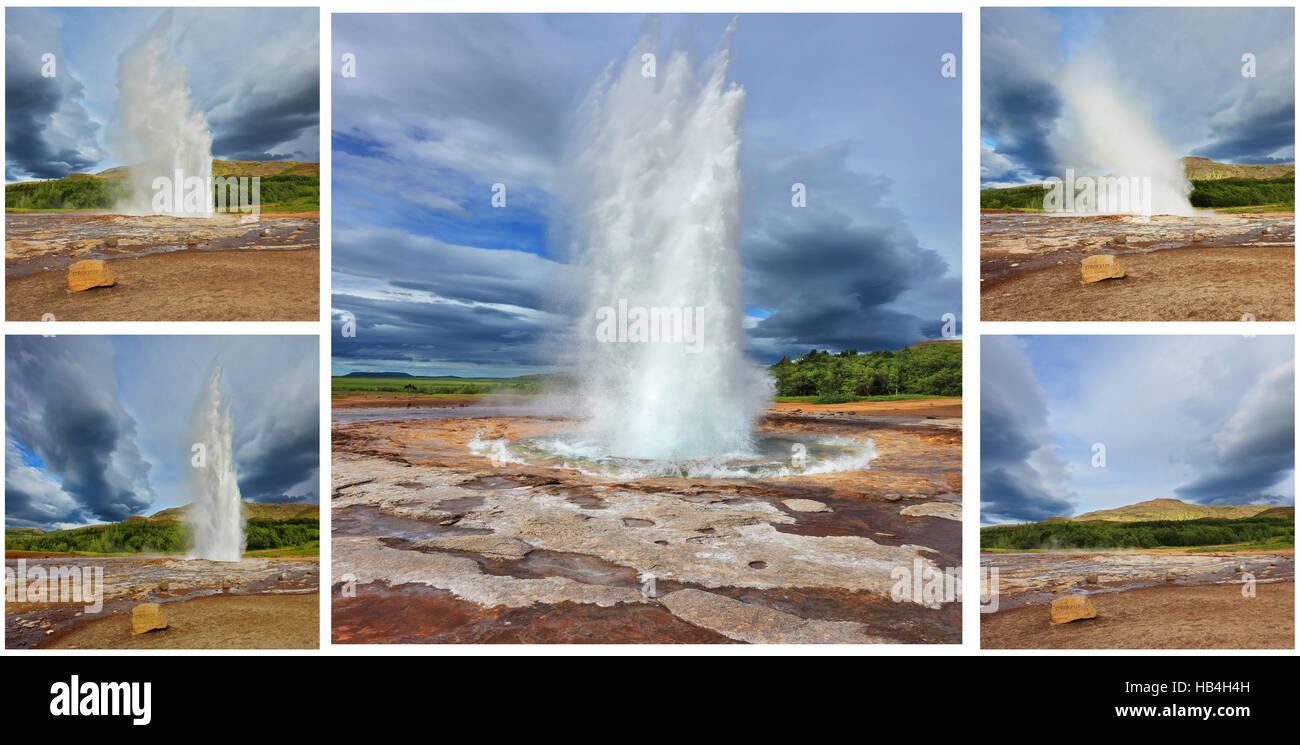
[981,212,1294,321]
[331,400,963,644]
[5,554,319,649]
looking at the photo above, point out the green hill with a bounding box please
[981,498,1294,551]
[6,159,319,212]
[1068,498,1272,523]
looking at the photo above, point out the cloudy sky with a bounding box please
[982,7,1295,186]
[5,6,319,182]
[6,336,319,531]
[982,336,1295,525]
[332,14,961,377]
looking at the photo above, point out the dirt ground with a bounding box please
[5,247,319,321]
[981,244,1294,321]
[771,398,961,419]
[981,581,1294,649]
[42,593,319,649]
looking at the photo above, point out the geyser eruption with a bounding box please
[1053,54,1194,216]
[562,23,773,461]
[186,366,244,562]
[115,12,214,217]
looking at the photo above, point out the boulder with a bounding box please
[131,603,168,634]
[1084,573,1099,585]
[67,259,115,292]
[156,580,168,591]
[899,502,961,521]
[1050,595,1097,624]
[1112,234,1128,244]
[1166,572,1177,583]
[1081,254,1125,283]
[103,236,118,247]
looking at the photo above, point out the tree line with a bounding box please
[769,344,961,400]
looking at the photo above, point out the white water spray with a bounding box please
[186,366,244,562]
[562,24,772,461]
[115,12,214,217]
[1053,54,1195,216]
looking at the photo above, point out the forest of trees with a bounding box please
[768,343,961,400]
[980,516,1294,551]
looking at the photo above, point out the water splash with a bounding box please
[1054,53,1195,217]
[114,11,214,217]
[186,366,244,562]
[562,21,772,461]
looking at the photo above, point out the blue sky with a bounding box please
[331,13,961,377]
[982,336,1295,525]
[6,336,319,531]
[5,6,319,181]
[982,6,1295,186]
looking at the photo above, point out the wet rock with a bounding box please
[1081,254,1125,283]
[899,502,960,521]
[67,259,116,292]
[1050,595,1097,624]
[131,603,168,634]
[659,589,882,644]
[782,499,831,513]
[412,534,533,560]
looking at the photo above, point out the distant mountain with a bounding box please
[908,339,962,350]
[342,371,414,378]
[140,501,319,525]
[1180,157,1294,180]
[1057,498,1277,523]
[92,159,319,181]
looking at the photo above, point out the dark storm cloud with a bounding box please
[1175,360,1295,505]
[981,337,1075,524]
[5,9,103,180]
[979,7,1063,183]
[1192,100,1297,165]
[5,337,154,529]
[331,225,568,374]
[207,61,320,161]
[741,145,959,361]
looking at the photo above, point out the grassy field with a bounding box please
[981,158,1295,212]
[5,503,320,557]
[980,516,1294,551]
[6,160,320,212]
[332,374,549,397]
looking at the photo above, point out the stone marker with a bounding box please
[67,259,115,292]
[131,603,168,634]
[1081,254,1125,283]
[1049,595,1097,624]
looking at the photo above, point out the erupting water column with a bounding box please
[115,11,214,217]
[186,366,245,562]
[564,23,773,461]
[1055,53,1195,217]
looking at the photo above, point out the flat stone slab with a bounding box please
[659,589,884,644]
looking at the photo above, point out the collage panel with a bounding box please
[980,335,1295,650]
[4,6,321,322]
[330,12,964,645]
[5,335,321,649]
[980,6,1295,322]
